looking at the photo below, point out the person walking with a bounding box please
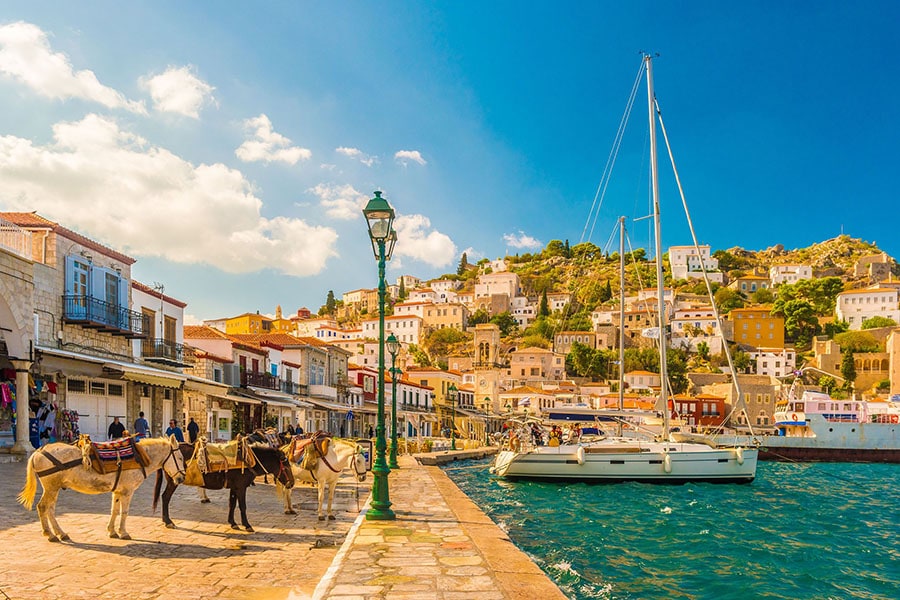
[165,419,185,442]
[187,417,200,443]
[108,416,126,440]
[133,411,150,439]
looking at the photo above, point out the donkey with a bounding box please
[153,440,293,532]
[18,435,185,542]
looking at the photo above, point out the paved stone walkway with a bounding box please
[0,458,369,600]
[314,455,567,600]
[1,452,568,599]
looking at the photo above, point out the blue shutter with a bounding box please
[118,275,130,331]
[91,266,106,302]
[64,255,77,295]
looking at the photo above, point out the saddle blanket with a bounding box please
[83,437,149,475]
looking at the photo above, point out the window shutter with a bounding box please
[64,255,77,295]
[91,266,107,302]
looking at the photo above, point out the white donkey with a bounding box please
[18,435,185,542]
[277,437,367,520]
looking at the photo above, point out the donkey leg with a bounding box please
[36,486,62,542]
[277,482,296,515]
[317,482,327,521]
[162,481,178,529]
[238,485,253,532]
[327,480,337,520]
[108,493,122,538]
[198,487,210,503]
[228,489,239,529]
[116,491,135,540]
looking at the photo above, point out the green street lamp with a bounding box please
[363,191,396,521]
[386,333,401,469]
[447,383,458,451]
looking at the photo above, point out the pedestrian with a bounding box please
[285,422,295,437]
[165,419,185,442]
[368,425,374,438]
[108,416,126,440]
[187,417,200,443]
[133,411,150,439]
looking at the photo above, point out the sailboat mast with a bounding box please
[617,216,626,434]
[645,54,670,438]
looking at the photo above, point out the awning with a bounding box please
[261,398,298,409]
[35,346,187,388]
[306,397,356,412]
[184,375,230,396]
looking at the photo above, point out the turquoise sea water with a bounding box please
[443,460,900,600]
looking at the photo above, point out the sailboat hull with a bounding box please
[491,443,758,483]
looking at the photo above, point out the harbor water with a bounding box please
[443,459,899,600]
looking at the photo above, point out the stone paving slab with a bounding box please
[314,456,567,600]
[0,459,370,600]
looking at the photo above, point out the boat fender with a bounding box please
[891,415,899,424]
[735,447,744,465]
[663,453,672,473]
[575,446,585,466]
[791,413,798,422]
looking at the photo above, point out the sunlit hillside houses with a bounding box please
[769,264,812,286]
[835,286,900,330]
[667,245,724,283]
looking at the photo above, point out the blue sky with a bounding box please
[1,2,897,323]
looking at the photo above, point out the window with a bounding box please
[108,383,124,397]
[90,381,106,395]
[68,379,87,393]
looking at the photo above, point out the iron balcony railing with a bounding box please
[141,338,189,365]
[62,294,150,338]
[241,370,280,390]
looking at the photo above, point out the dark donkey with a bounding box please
[153,441,294,532]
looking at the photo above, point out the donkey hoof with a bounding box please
[318,515,325,521]
[47,535,60,543]
[119,533,131,540]
[245,526,254,533]
[109,531,119,539]
[231,524,240,530]
[285,509,297,515]
[328,515,336,521]
[200,498,211,504]
[60,534,71,542]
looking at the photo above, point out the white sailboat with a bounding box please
[490,54,758,483]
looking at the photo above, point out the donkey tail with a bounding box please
[17,452,38,510]
[152,468,162,513]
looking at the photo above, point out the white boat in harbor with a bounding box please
[490,54,758,484]
[723,383,900,463]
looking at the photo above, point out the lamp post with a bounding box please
[386,333,401,469]
[363,191,397,521]
[447,383,458,451]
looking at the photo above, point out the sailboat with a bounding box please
[490,55,758,483]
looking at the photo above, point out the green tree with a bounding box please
[469,308,490,326]
[325,290,336,315]
[818,375,837,394]
[840,350,856,392]
[571,242,600,261]
[732,349,751,373]
[696,341,710,361]
[666,347,689,394]
[490,312,519,337]
[823,320,849,338]
[566,342,611,380]
[780,299,820,348]
[538,290,550,317]
[398,278,407,300]
[834,330,881,352]
[543,240,567,258]
[861,315,898,329]
[457,252,469,276]
[750,287,774,304]
[407,344,432,367]
[423,327,468,358]
[521,334,550,349]
[772,277,844,316]
[712,249,751,272]
[599,280,613,303]
[714,288,744,313]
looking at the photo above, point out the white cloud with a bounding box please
[0,22,145,113]
[336,146,377,167]
[235,114,311,165]
[307,183,368,220]
[183,313,203,326]
[503,231,542,249]
[140,66,215,118]
[460,246,484,261]
[394,150,426,166]
[393,214,456,268]
[0,114,338,276]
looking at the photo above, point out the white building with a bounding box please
[511,295,537,328]
[769,264,813,286]
[668,245,723,282]
[361,314,424,345]
[750,348,796,378]
[475,271,520,299]
[835,287,900,330]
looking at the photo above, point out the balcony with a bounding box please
[0,218,31,261]
[281,380,307,396]
[141,338,191,367]
[62,295,150,338]
[241,370,280,390]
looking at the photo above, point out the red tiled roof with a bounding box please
[184,325,229,339]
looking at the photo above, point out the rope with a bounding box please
[761,450,859,484]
